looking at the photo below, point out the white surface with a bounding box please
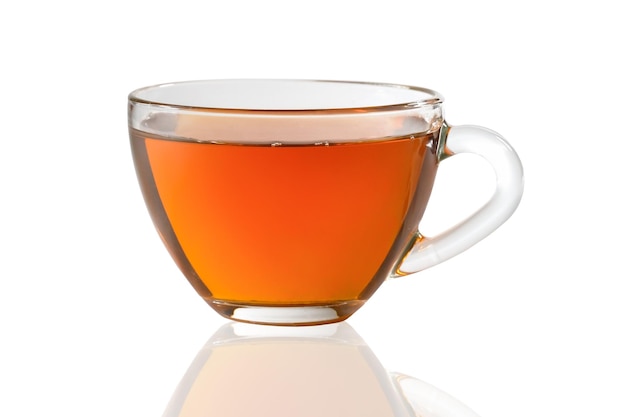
[1,1,624,417]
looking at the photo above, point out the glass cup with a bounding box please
[128,79,523,325]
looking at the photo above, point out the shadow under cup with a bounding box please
[128,80,522,325]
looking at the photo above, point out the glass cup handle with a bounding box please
[397,124,524,275]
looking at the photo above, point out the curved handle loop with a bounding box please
[397,124,524,274]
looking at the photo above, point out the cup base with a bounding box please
[208,299,366,326]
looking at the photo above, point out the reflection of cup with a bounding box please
[129,80,524,325]
[162,323,480,417]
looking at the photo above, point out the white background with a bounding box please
[1,1,624,416]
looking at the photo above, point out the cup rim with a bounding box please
[128,79,444,114]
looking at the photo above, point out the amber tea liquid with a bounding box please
[130,128,438,311]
